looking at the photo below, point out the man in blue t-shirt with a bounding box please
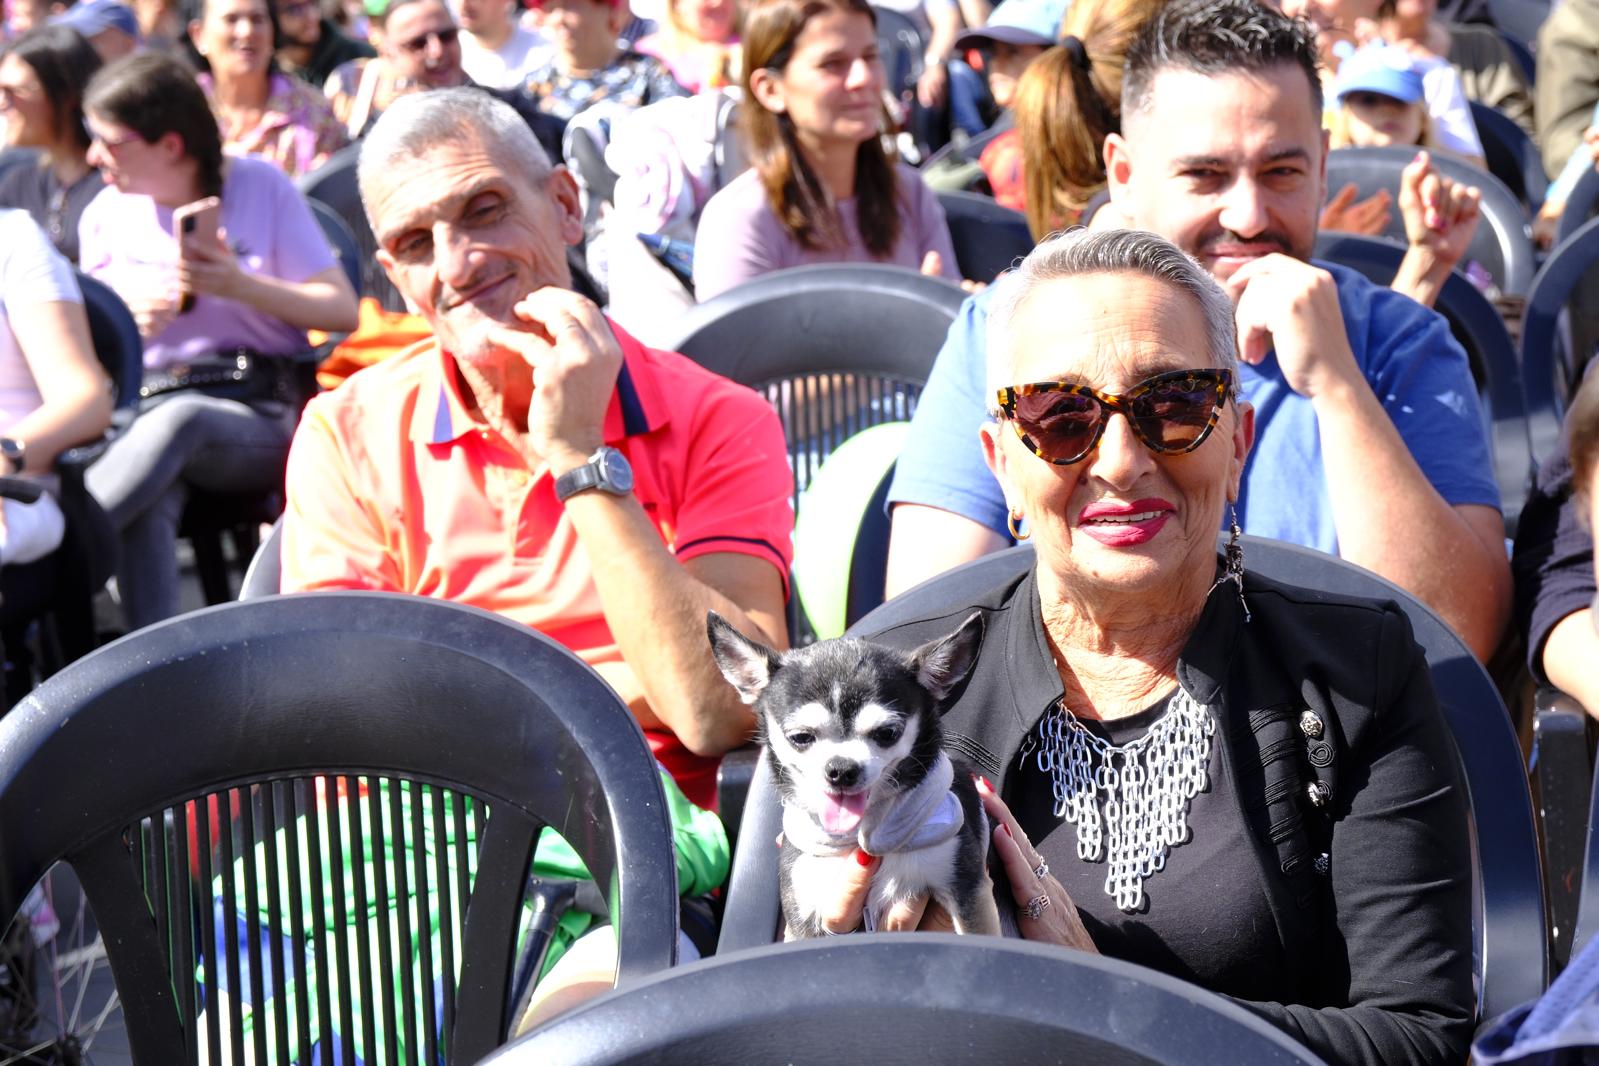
[886,0,1510,659]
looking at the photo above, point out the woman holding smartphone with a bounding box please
[77,51,357,631]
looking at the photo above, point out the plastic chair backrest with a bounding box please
[1470,100,1548,213]
[720,537,1549,1025]
[919,116,1014,172]
[935,189,1034,283]
[0,593,680,1064]
[305,198,364,300]
[239,516,283,599]
[1310,231,1533,534]
[299,142,406,313]
[74,271,144,412]
[486,934,1329,1065]
[1325,145,1535,295]
[1486,0,1549,51]
[1520,214,1599,466]
[1555,165,1599,247]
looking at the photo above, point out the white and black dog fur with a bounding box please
[707,612,1000,939]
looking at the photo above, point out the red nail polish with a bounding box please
[1000,823,1013,838]
[976,776,992,793]
[855,848,873,866]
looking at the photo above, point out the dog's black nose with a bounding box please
[824,758,861,789]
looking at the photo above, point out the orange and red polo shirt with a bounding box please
[281,320,794,807]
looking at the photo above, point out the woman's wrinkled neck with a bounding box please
[1035,564,1213,721]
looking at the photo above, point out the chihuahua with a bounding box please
[708,612,1000,939]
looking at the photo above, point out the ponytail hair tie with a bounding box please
[1061,34,1090,71]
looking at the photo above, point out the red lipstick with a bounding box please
[1077,497,1176,547]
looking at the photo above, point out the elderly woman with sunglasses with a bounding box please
[822,228,1475,1066]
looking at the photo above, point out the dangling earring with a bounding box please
[1210,502,1250,622]
[1007,509,1030,542]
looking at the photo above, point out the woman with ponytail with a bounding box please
[691,0,959,300]
[1004,0,1161,238]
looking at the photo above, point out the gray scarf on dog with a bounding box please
[783,754,966,856]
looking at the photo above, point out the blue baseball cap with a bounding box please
[956,0,1068,50]
[1334,44,1426,105]
[55,0,140,39]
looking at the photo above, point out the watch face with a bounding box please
[601,448,635,493]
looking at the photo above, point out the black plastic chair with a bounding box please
[719,537,1549,1028]
[1486,0,1549,51]
[0,591,680,1063]
[299,142,405,313]
[1472,99,1548,213]
[486,935,1328,1065]
[1531,688,1591,972]
[305,197,364,300]
[1571,743,1599,959]
[1325,144,1536,296]
[920,114,1015,172]
[238,516,283,599]
[1311,231,1534,534]
[936,189,1034,283]
[1555,164,1599,247]
[1521,215,1599,467]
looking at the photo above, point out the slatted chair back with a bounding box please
[0,593,680,1064]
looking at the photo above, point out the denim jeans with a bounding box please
[86,392,295,630]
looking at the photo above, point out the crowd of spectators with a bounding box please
[2,0,1599,1055]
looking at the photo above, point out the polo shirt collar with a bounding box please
[412,317,671,446]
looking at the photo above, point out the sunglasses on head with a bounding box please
[994,368,1234,466]
[398,26,459,52]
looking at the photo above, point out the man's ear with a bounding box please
[1103,131,1132,203]
[748,65,786,114]
[546,166,585,247]
[707,612,781,704]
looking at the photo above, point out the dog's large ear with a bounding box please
[707,611,781,704]
[908,612,985,704]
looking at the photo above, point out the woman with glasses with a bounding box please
[0,24,102,262]
[801,228,1474,1065]
[692,0,959,300]
[77,51,357,631]
[183,0,347,178]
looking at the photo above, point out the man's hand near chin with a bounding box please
[477,287,622,471]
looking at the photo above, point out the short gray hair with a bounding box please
[986,228,1238,401]
[358,88,555,230]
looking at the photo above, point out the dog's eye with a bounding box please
[869,726,902,747]
[786,731,815,750]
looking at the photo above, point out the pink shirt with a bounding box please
[692,162,960,300]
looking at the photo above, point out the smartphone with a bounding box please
[173,196,221,314]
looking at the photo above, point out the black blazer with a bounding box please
[860,565,1475,1066]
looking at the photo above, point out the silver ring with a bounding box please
[1022,893,1051,921]
[1033,858,1049,881]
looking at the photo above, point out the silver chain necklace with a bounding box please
[1037,688,1215,912]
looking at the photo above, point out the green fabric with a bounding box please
[205,768,727,1063]
[793,422,910,639]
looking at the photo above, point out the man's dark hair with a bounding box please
[0,24,102,152]
[1122,0,1323,122]
[84,51,227,198]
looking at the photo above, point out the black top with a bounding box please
[0,153,103,264]
[282,18,376,91]
[861,565,1474,1066]
[1512,447,1591,685]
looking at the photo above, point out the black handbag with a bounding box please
[138,350,297,405]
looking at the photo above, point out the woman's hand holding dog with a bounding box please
[977,777,1099,953]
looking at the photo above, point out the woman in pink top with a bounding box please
[186,0,347,177]
[691,0,959,300]
[78,52,357,631]
[634,0,741,93]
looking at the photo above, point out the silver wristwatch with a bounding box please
[554,445,634,502]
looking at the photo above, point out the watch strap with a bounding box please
[554,460,602,501]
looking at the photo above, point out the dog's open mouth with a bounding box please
[820,791,869,835]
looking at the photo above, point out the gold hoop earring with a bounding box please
[1007,509,1029,542]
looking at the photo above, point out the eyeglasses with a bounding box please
[994,368,1234,465]
[82,121,144,151]
[278,0,318,14]
[397,26,460,53]
[0,83,40,107]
